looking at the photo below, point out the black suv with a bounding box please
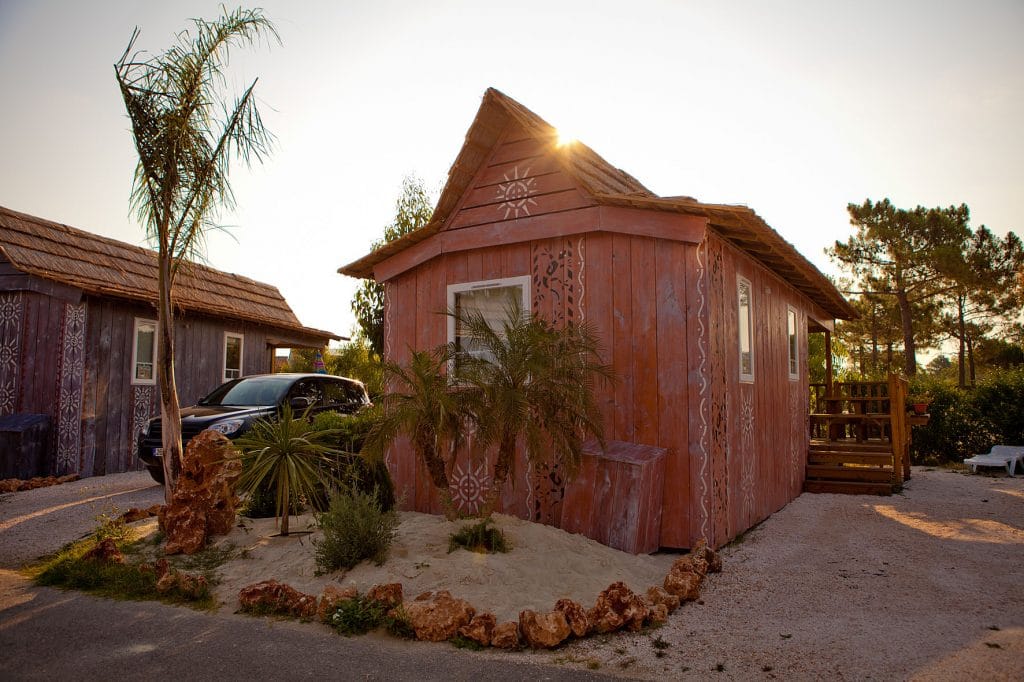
[137,373,370,484]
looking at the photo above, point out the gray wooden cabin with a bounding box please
[0,205,337,479]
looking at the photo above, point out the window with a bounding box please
[447,276,531,364]
[132,318,157,385]
[787,307,799,380]
[223,332,243,381]
[737,276,754,382]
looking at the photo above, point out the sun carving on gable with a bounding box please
[496,165,538,219]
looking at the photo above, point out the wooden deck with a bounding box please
[804,375,912,495]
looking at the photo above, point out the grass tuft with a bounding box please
[448,517,509,554]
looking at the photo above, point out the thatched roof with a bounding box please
[0,205,339,343]
[340,88,856,321]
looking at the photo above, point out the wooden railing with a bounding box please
[808,374,911,489]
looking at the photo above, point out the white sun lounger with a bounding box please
[964,445,1024,476]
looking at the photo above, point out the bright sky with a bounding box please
[1,0,1021,341]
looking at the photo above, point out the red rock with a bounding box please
[366,582,403,609]
[664,569,702,601]
[238,580,317,619]
[519,609,571,649]
[490,621,521,649]
[0,480,18,493]
[121,506,160,523]
[404,590,476,642]
[317,584,359,623]
[81,538,125,564]
[458,612,496,646]
[646,586,681,613]
[692,538,723,573]
[155,571,178,593]
[587,581,649,634]
[153,558,170,579]
[648,603,669,624]
[414,591,433,601]
[554,598,589,637]
[671,554,709,577]
[160,431,241,555]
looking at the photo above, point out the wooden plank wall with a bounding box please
[703,233,811,547]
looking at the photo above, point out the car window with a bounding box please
[288,379,324,408]
[203,376,292,406]
[322,378,368,412]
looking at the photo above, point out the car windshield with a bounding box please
[199,376,293,407]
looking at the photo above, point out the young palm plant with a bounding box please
[361,348,467,513]
[452,300,614,506]
[234,405,339,536]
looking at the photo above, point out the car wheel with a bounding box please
[146,465,165,485]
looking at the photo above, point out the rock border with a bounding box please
[235,539,722,650]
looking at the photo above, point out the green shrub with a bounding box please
[312,410,395,512]
[314,486,398,573]
[448,517,509,554]
[241,480,302,518]
[325,596,414,637]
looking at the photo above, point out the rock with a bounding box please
[238,580,317,619]
[121,505,161,523]
[586,582,649,634]
[81,538,124,564]
[554,598,589,637]
[692,538,723,573]
[664,569,702,601]
[159,431,241,555]
[646,586,681,613]
[403,590,475,642]
[153,567,207,599]
[0,474,79,493]
[458,612,496,646]
[671,554,709,577]
[155,571,178,593]
[317,584,359,623]
[648,603,669,624]
[414,591,433,601]
[519,609,571,649]
[491,621,521,649]
[153,558,170,579]
[366,582,403,609]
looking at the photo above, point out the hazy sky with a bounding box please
[1,0,1021,341]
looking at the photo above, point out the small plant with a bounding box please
[328,595,387,636]
[450,635,483,651]
[448,517,509,554]
[313,485,398,573]
[383,605,415,639]
[93,509,132,543]
[652,635,670,650]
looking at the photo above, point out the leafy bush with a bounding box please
[241,481,301,518]
[312,410,395,512]
[314,486,398,573]
[909,367,1024,464]
[326,596,414,637]
[448,517,509,554]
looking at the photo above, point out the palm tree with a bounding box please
[452,301,614,504]
[362,348,466,511]
[234,405,339,536]
[114,8,278,499]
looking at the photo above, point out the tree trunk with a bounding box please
[957,295,967,388]
[870,306,879,374]
[967,335,977,386]
[895,286,917,376]
[280,485,290,536]
[157,252,183,503]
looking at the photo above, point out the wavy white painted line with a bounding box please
[696,240,710,541]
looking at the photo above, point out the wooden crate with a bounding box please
[0,414,51,479]
[561,440,667,554]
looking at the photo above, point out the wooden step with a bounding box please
[803,480,893,495]
[809,439,891,453]
[806,464,894,483]
[808,451,895,466]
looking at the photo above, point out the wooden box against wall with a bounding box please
[0,414,51,479]
[561,440,667,554]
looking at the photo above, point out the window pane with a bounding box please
[738,280,753,378]
[225,335,242,379]
[454,284,523,362]
[788,309,798,376]
[135,321,155,381]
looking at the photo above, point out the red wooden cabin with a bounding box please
[340,89,857,552]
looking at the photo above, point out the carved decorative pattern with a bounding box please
[740,389,756,524]
[383,282,394,470]
[0,293,22,415]
[496,166,538,219]
[531,238,579,327]
[450,461,489,515]
[695,240,710,540]
[131,385,154,450]
[576,237,586,321]
[55,303,86,474]
[708,241,728,541]
[528,459,566,525]
[790,387,804,492]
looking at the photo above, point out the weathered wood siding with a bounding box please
[701,233,813,547]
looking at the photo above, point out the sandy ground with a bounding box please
[2,466,1022,680]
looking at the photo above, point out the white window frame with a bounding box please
[737,276,754,383]
[446,275,531,364]
[223,332,244,382]
[787,306,799,381]
[131,317,157,386]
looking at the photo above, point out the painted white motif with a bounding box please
[132,385,154,449]
[0,293,21,415]
[496,166,538,219]
[695,241,710,540]
[450,461,490,515]
[576,237,586,321]
[56,303,86,474]
[740,390,755,523]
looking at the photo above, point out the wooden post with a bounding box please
[887,373,907,489]
[824,329,834,398]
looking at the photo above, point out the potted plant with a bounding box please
[908,394,932,416]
